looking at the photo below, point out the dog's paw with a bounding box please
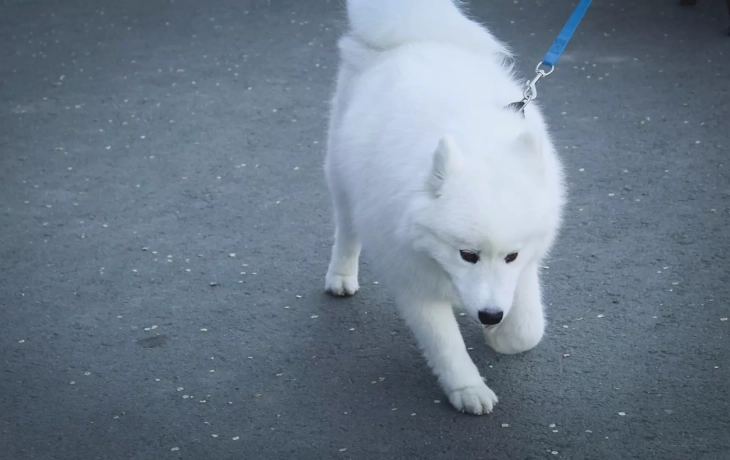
[483,322,543,355]
[325,273,359,296]
[447,382,498,415]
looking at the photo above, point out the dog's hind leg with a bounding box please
[324,162,361,297]
[483,263,546,354]
[398,297,498,415]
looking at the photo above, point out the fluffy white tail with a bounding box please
[346,0,511,58]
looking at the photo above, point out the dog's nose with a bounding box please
[478,310,503,326]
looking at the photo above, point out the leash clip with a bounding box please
[522,62,555,107]
[508,62,555,115]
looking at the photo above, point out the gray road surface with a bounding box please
[1,0,729,459]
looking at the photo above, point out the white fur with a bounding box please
[324,0,565,415]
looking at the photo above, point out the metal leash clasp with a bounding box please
[521,62,555,108]
[506,62,555,115]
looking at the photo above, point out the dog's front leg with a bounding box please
[483,263,546,354]
[398,297,498,415]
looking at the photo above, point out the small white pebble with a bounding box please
[177,387,184,391]
[597,314,605,318]
[233,436,240,441]
[209,369,215,373]
[618,412,626,416]
[720,318,728,322]
[84,372,91,376]
[410,413,416,416]
[311,315,319,319]
[18,339,25,344]
[563,354,570,358]
[552,451,558,455]
[434,400,441,404]
[200,328,208,332]
[69,381,75,385]
[339,448,347,452]
[348,327,355,331]
[502,423,510,428]
[171,447,179,451]
[211,434,218,438]
[549,423,556,428]
[229,253,236,258]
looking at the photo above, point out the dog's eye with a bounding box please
[505,252,518,263]
[459,250,480,264]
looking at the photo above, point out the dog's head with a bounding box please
[408,130,563,325]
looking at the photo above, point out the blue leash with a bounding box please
[509,0,593,114]
[542,0,593,68]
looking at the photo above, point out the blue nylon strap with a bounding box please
[542,0,593,67]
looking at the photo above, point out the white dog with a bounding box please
[324,0,566,415]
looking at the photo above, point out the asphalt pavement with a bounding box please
[1,0,729,459]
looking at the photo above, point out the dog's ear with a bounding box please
[427,136,460,197]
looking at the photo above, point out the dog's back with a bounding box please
[344,0,511,60]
